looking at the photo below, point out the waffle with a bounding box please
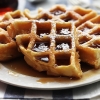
[0,10,28,28]
[0,26,21,61]
[15,20,82,78]
[24,5,97,27]
[0,10,29,61]
[0,5,100,78]
[77,19,100,69]
[24,5,67,22]
[60,6,97,27]
[89,15,100,24]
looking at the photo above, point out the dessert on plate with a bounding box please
[0,4,100,78]
[15,20,82,78]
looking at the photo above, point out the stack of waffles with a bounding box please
[0,4,100,78]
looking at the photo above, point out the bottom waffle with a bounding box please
[15,20,82,78]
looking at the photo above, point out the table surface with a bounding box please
[0,0,100,99]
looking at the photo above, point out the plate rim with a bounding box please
[0,62,100,90]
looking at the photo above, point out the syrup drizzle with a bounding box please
[2,57,48,77]
[2,57,98,84]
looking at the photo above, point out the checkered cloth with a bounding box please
[0,0,100,99]
[1,81,100,99]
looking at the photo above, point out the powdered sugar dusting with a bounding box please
[40,33,49,38]
[60,29,70,35]
[33,43,49,52]
[41,57,49,62]
[56,43,69,50]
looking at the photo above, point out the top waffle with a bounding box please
[15,20,82,78]
[24,5,97,27]
[24,4,100,70]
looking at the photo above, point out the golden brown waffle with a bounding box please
[89,15,100,24]
[77,20,100,69]
[24,5,97,27]
[0,10,28,28]
[60,6,97,27]
[0,27,21,61]
[0,10,29,61]
[24,4,67,22]
[24,9,53,21]
[15,20,82,78]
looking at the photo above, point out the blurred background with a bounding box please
[0,0,100,14]
[18,0,100,13]
[18,0,90,10]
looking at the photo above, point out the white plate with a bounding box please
[0,57,100,90]
[0,10,100,90]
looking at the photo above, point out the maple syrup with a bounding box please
[2,57,48,77]
[2,57,97,84]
